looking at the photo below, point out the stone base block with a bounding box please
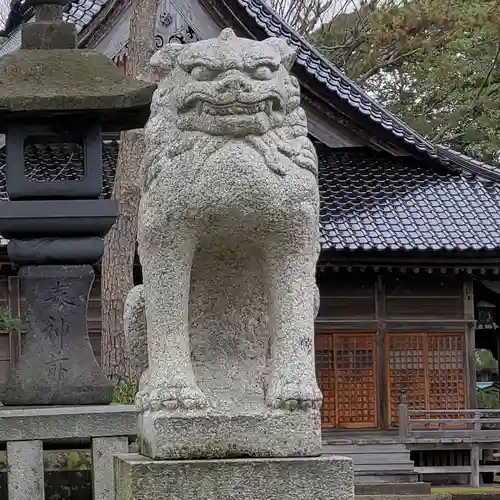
[138,409,321,459]
[114,454,354,500]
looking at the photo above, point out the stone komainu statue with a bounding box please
[125,28,321,417]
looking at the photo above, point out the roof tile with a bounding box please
[318,145,500,252]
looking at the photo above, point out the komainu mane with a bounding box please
[126,28,322,458]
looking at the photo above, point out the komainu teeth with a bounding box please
[197,100,272,116]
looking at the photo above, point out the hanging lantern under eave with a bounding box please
[477,301,498,330]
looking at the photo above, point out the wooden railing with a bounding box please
[398,402,500,487]
[0,404,137,500]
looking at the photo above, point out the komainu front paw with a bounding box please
[266,374,323,411]
[135,374,208,411]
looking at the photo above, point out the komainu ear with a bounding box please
[150,43,184,77]
[265,37,297,71]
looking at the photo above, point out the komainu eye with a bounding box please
[252,65,274,80]
[190,66,219,81]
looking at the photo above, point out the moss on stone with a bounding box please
[0,49,156,125]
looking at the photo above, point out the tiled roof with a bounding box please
[232,0,500,182]
[318,145,500,252]
[65,0,109,32]
[1,140,499,253]
[1,0,108,37]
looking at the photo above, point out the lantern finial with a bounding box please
[21,0,75,49]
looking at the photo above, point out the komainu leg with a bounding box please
[135,235,207,411]
[265,226,322,411]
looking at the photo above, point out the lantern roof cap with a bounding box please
[0,0,156,131]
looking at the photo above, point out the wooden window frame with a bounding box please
[386,332,467,426]
[316,332,378,429]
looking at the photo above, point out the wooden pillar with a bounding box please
[471,443,481,487]
[398,398,409,437]
[375,274,388,429]
[463,278,476,408]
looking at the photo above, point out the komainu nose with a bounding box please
[220,77,252,93]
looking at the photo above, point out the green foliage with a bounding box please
[112,379,138,404]
[312,0,500,163]
[0,313,27,331]
[477,386,500,409]
[475,349,500,408]
[476,348,499,373]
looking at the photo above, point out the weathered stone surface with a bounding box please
[7,440,45,500]
[124,284,148,381]
[0,405,136,442]
[0,50,155,130]
[0,265,114,405]
[114,454,354,500]
[22,20,76,50]
[7,237,106,265]
[139,409,320,459]
[129,28,321,459]
[92,437,129,500]
[0,199,118,238]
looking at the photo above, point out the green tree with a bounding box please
[312,0,500,163]
[475,349,500,409]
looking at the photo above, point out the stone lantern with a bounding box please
[0,0,156,405]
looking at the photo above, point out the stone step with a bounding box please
[348,456,414,466]
[326,449,410,456]
[356,464,415,473]
[356,469,419,484]
[355,483,431,495]
[355,473,419,485]
[324,445,408,454]
[323,441,416,484]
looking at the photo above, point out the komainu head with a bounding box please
[149,28,300,137]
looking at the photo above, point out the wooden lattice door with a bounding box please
[316,333,377,429]
[316,334,336,427]
[427,334,466,410]
[387,333,466,426]
[387,333,427,426]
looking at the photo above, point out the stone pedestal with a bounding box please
[139,408,321,459]
[0,265,114,405]
[114,454,354,500]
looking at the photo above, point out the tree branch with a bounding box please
[358,47,423,83]
[475,35,500,100]
[432,35,500,143]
